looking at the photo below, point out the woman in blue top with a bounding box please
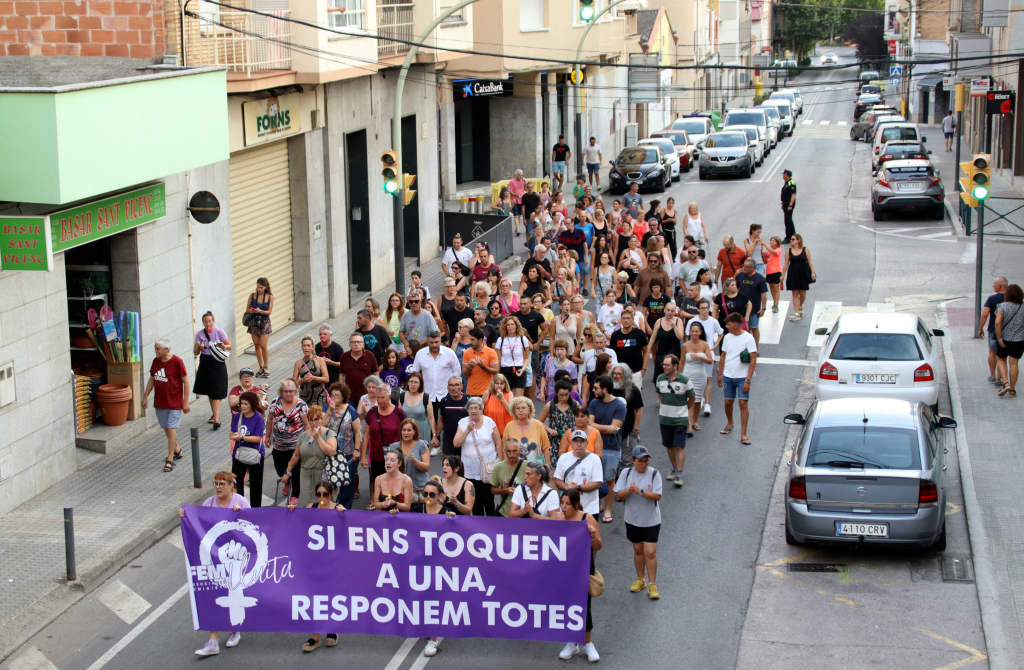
[246,278,274,378]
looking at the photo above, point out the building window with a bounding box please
[330,0,365,31]
[521,0,546,31]
[440,1,464,23]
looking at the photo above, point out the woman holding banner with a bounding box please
[416,476,455,658]
[373,450,413,513]
[557,488,602,662]
[508,462,562,519]
[440,455,475,516]
[286,480,347,652]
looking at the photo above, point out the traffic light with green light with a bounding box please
[579,0,594,22]
[382,150,399,195]
[970,154,990,202]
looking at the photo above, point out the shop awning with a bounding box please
[917,75,944,90]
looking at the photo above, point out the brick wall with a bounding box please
[0,1,166,57]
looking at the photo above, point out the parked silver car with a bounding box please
[871,159,945,221]
[697,131,755,180]
[784,398,956,550]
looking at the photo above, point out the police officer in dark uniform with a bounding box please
[780,169,797,240]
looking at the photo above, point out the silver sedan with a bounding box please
[871,159,945,221]
[784,398,955,550]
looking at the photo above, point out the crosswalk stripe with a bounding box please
[7,647,59,670]
[801,120,814,125]
[837,121,848,126]
[757,357,815,367]
[806,301,843,348]
[756,301,791,345]
[165,527,184,550]
[96,579,152,625]
[819,120,830,125]
[918,231,953,238]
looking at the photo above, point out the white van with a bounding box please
[761,99,794,136]
[872,123,923,158]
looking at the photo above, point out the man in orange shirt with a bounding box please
[462,328,500,395]
[715,235,748,285]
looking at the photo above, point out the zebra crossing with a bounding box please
[794,120,850,138]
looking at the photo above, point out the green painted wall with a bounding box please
[0,70,229,205]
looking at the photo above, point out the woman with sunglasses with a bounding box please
[285,480,346,653]
[183,470,250,657]
[449,262,469,295]
[453,396,500,516]
[555,489,601,661]
[372,449,413,513]
[416,475,456,659]
[279,405,338,508]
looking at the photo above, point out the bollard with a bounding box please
[460,197,468,212]
[190,427,202,488]
[64,507,76,582]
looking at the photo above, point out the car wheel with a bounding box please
[873,209,884,222]
[930,521,947,552]
[656,175,667,192]
[699,170,706,180]
[683,158,691,173]
[785,519,801,546]
[743,164,752,179]
[933,207,945,221]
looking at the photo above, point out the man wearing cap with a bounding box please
[553,429,604,516]
[781,169,797,240]
[655,354,695,487]
[614,445,664,599]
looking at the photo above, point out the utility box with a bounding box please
[624,123,639,147]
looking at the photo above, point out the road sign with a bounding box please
[971,77,991,97]
[943,75,970,87]
[987,90,1015,114]
[889,65,903,77]
[570,69,585,85]
[891,77,901,88]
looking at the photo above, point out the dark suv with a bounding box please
[608,146,672,194]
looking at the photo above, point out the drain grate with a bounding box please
[941,555,975,582]
[788,563,845,573]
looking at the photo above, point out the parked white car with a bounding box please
[814,313,944,411]
[638,138,680,181]
[726,124,766,167]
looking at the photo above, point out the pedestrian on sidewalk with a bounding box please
[556,488,602,663]
[655,355,695,486]
[268,379,308,501]
[942,111,956,152]
[995,283,1024,397]
[192,312,230,430]
[718,313,757,445]
[183,470,250,657]
[142,339,190,473]
[780,169,797,240]
[315,324,345,384]
[614,445,663,600]
[294,336,329,410]
[736,258,769,345]
[442,232,473,277]
[979,276,1008,386]
[229,391,266,508]
[782,233,816,321]
[245,278,273,378]
[355,309,390,366]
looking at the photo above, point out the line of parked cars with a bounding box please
[785,310,956,552]
[851,97,944,221]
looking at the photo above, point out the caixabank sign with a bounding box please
[454,79,514,99]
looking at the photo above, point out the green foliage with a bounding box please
[778,0,884,59]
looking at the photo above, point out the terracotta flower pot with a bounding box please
[99,398,130,426]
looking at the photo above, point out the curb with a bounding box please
[944,197,1024,245]
[0,488,210,664]
[937,304,1010,669]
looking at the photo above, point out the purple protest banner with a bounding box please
[181,506,591,642]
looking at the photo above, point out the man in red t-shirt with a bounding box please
[715,235,749,284]
[339,332,379,400]
[142,339,190,472]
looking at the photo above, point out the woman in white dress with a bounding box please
[681,321,714,434]
[683,202,709,249]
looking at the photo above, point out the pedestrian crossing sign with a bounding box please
[889,65,903,77]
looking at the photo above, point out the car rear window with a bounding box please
[617,148,659,164]
[884,145,924,156]
[885,166,933,178]
[881,127,918,142]
[653,131,688,145]
[831,333,922,361]
[862,85,882,95]
[673,120,708,134]
[761,107,781,119]
[726,112,765,127]
[861,71,879,80]
[704,133,747,148]
[643,139,676,155]
[806,427,921,470]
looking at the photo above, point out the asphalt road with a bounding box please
[1,46,990,670]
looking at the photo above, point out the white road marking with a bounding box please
[165,527,184,550]
[408,638,443,670]
[877,226,936,233]
[96,579,152,625]
[757,357,815,366]
[801,119,814,125]
[383,638,421,670]
[819,120,830,125]
[7,647,58,670]
[960,243,976,264]
[755,301,791,345]
[866,302,895,312]
[806,301,843,348]
[857,225,958,243]
[86,584,188,670]
[918,231,953,238]
[755,138,799,182]
[837,121,848,126]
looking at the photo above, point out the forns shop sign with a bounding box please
[455,79,513,99]
[243,93,303,146]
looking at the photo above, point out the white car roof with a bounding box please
[639,138,676,151]
[833,312,920,335]
[762,99,791,108]
[728,124,759,132]
[813,398,920,429]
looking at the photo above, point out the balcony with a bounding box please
[377,0,414,57]
[184,2,292,74]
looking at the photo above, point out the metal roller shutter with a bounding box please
[229,142,295,340]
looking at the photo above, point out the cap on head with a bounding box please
[632,445,651,459]
[782,169,792,177]
[571,429,588,442]
[239,367,254,378]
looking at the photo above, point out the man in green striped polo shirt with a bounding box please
[655,354,695,487]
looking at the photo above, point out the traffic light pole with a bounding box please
[574,0,629,179]
[392,0,479,295]
[975,200,985,333]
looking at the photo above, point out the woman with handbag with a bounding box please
[995,283,1024,397]
[782,233,816,321]
[279,405,338,508]
[324,382,361,509]
[192,312,231,430]
[360,389,407,509]
[556,488,602,662]
[389,418,430,503]
[228,391,265,508]
[246,278,273,378]
[268,379,307,501]
[293,336,330,410]
[453,397,501,516]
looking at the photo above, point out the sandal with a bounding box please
[720,425,733,434]
[325,634,338,647]
[693,424,701,431]
[163,459,175,472]
[999,383,1011,397]
[741,438,752,445]
[302,637,321,652]
[173,449,183,461]
[1010,390,1017,397]
[687,431,694,438]
[601,515,613,524]
[212,422,221,430]
[207,415,216,424]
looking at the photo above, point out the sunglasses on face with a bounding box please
[408,299,420,304]
[316,491,331,498]
[425,491,439,498]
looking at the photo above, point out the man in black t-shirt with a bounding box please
[609,307,650,389]
[678,282,703,321]
[735,258,769,345]
[434,377,469,457]
[356,310,391,366]
[521,181,541,227]
[641,279,669,331]
[442,293,473,343]
[515,300,548,398]
[552,135,571,189]
[314,325,345,385]
[474,307,499,346]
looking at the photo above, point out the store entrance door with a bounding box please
[454,96,490,184]
[345,129,372,292]
[401,114,419,261]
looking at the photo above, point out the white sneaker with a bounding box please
[664,470,677,482]
[584,642,600,662]
[225,632,241,648]
[702,403,711,417]
[560,643,580,660]
[430,446,441,457]
[195,640,219,656]
[424,640,439,657]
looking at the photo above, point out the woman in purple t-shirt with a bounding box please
[229,391,266,508]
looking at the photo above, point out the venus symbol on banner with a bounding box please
[197,520,270,626]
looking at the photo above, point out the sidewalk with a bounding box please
[0,244,524,662]
[944,297,1024,669]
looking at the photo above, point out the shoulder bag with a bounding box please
[590,568,605,598]
[322,424,352,488]
[231,413,262,465]
[498,460,524,512]
[470,420,498,481]
[203,329,228,363]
